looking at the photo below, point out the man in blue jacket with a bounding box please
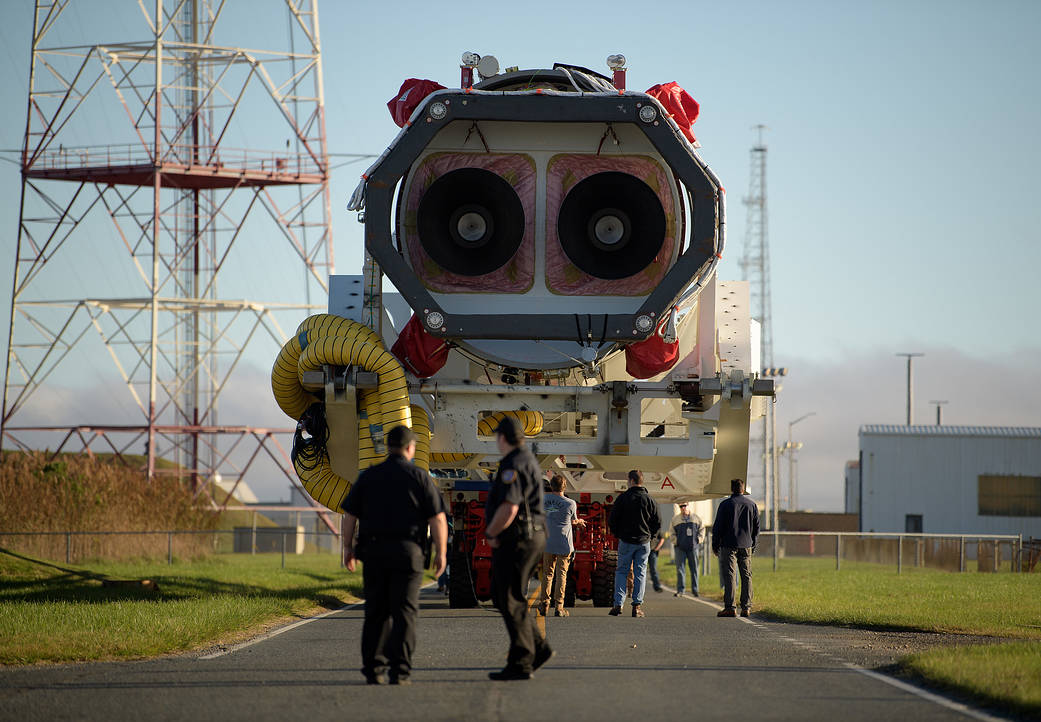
[711,478,759,618]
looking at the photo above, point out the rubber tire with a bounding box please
[448,549,479,608]
[591,549,618,607]
[563,566,577,608]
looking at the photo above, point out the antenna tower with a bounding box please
[740,124,777,520]
[3,0,334,521]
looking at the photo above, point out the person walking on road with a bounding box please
[485,416,553,681]
[711,478,760,618]
[340,425,447,685]
[670,502,704,597]
[537,474,586,617]
[607,469,661,618]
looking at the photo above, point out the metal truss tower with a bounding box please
[740,124,777,521]
[3,0,333,513]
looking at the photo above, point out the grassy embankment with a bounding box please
[658,555,1041,717]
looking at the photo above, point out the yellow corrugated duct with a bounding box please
[271,333,319,420]
[477,410,545,437]
[297,334,412,436]
[409,404,431,472]
[431,452,471,464]
[271,314,414,512]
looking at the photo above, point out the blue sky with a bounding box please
[2,0,1039,508]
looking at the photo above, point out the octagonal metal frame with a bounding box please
[361,79,724,344]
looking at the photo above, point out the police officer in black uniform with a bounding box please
[341,425,447,685]
[484,416,553,681]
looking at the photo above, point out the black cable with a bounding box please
[291,402,330,472]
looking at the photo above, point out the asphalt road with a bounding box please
[0,583,1008,722]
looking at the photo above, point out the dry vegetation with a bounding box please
[0,451,219,561]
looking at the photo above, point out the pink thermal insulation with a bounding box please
[545,155,678,296]
[403,153,536,294]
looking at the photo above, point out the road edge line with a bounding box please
[197,604,359,660]
[663,584,1008,720]
[198,581,438,660]
[843,664,1009,722]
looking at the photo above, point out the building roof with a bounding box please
[859,425,1041,438]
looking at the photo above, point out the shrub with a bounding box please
[0,451,218,561]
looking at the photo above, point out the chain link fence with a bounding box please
[752,531,1024,573]
[1,529,1026,574]
[0,528,342,568]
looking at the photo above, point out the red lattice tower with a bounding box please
[3,0,335,524]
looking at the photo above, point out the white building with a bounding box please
[858,425,1041,537]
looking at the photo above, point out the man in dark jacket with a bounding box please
[341,425,447,685]
[711,477,760,618]
[607,470,661,617]
[484,416,552,681]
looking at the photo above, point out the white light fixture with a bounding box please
[606,54,626,70]
[461,51,480,68]
[635,314,654,333]
[476,55,500,79]
[638,105,658,123]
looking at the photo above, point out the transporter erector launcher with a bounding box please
[271,53,772,606]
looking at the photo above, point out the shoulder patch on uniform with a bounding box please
[502,469,516,484]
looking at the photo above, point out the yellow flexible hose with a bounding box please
[271,332,319,420]
[477,409,545,437]
[271,314,414,512]
[431,452,471,464]
[410,404,431,472]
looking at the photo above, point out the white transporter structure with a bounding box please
[277,56,771,606]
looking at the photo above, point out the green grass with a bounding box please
[696,556,1041,639]
[0,552,362,664]
[904,642,1041,718]
[657,554,1041,716]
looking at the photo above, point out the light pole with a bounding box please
[929,400,948,425]
[896,353,924,425]
[787,412,815,511]
[760,367,788,531]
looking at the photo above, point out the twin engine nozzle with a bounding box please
[404,150,678,299]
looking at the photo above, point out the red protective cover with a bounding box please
[645,81,700,144]
[624,321,680,379]
[387,78,447,128]
[391,314,449,378]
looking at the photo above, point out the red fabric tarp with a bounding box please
[645,81,700,145]
[391,314,449,378]
[387,78,447,128]
[624,319,680,379]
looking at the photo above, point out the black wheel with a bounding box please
[448,548,478,608]
[591,549,617,607]
[563,565,577,608]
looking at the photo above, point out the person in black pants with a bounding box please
[484,416,553,681]
[341,425,447,685]
[647,527,666,593]
[711,477,760,618]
